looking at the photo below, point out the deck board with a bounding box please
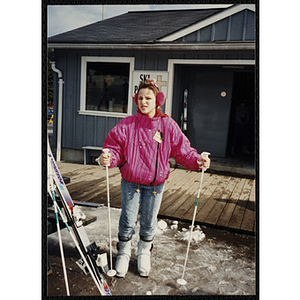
[181,173,216,221]
[159,170,197,214]
[162,172,203,219]
[228,179,253,230]
[196,176,231,223]
[240,181,256,232]
[205,176,240,225]
[56,162,256,233]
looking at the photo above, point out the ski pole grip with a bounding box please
[201,152,210,160]
[102,148,109,155]
[102,148,110,166]
[200,152,210,171]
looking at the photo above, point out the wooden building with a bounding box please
[48,4,256,162]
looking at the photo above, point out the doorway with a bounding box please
[172,64,255,159]
[228,69,255,157]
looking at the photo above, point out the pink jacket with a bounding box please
[103,112,202,186]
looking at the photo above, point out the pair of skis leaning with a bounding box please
[47,138,112,296]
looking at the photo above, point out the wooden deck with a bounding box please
[56,162,256,234]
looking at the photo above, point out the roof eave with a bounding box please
[47,42,255,51]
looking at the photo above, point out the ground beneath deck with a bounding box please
[47,207,256,296]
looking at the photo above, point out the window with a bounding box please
[80,57,135,117]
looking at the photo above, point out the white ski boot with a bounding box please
[115,240,131,277]
[137,240,153,277]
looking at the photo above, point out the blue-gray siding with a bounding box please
[176,9,255,42]
[52,48,254,152]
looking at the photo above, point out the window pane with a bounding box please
[86,62,129,113]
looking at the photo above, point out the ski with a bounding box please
[47,138,112,296]
[73,200,104,208]
[48,163,70,295]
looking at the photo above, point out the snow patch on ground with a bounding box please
[48,206,256,296]
[175,225,206,243]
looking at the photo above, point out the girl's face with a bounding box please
[138,88,156,118]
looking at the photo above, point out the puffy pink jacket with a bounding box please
[103,112,202,185]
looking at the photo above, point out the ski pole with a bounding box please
[54,202,107,295]
[48,159,70,295]
[48,137,111,295]
[177,152,210,286]
[52,190,70,295]
[102,149,117,277]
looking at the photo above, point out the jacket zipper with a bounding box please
[150,143,160,185]
[150,131,163,185]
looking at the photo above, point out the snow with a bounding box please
[175,225,206,243]
[157,220,168,230]
[48,206,256,295]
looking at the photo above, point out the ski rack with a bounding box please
[47,138,112,296]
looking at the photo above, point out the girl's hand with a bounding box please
[99,152,112,166]
[197,156,210,170]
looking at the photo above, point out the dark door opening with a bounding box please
[172,64,255,162]
[172,65,234,157]
[227,69,255,159]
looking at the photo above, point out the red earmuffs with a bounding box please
[134,91,165,107]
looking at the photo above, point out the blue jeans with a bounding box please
[118,179,165,242]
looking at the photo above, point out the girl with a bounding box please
[99,79,210,277]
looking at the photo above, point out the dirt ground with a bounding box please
[47,217,256,297]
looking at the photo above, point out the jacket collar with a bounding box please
[136,108,168,117]
[136,110,168,129]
